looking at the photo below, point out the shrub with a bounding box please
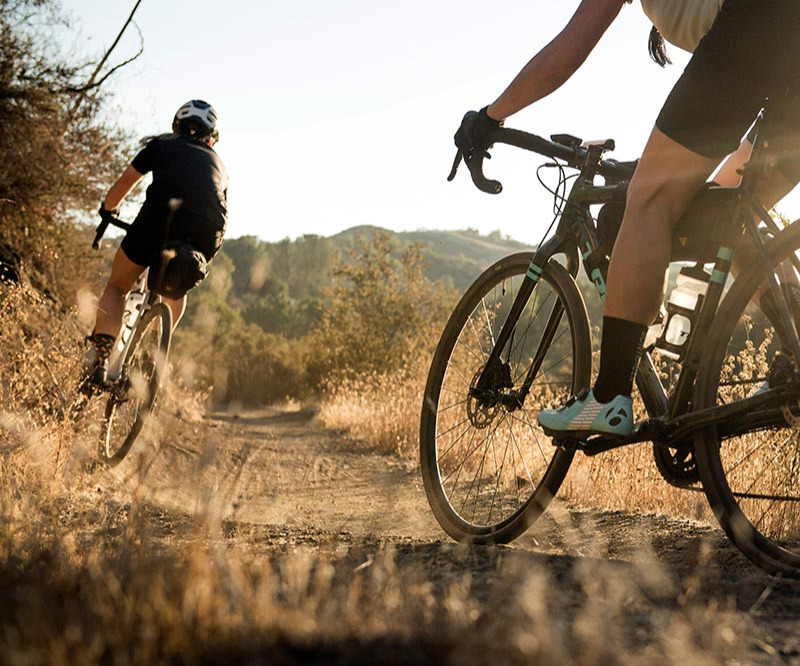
[210,324,308,406]
[309,231,456,386]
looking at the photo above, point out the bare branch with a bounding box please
[69,0,144,115]
[64,32,144,94]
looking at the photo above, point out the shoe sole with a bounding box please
[540,424,632,441]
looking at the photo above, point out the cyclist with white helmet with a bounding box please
[85,99,228,385]
[454,0,800,438]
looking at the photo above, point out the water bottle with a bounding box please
[120,279,147,343]
[108,274,147,377]
[644,305,667,350]
[656,263,710,359]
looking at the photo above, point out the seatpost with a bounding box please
[151,198,183,299]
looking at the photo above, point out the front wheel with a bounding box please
[99,303,172,466]
[420,253,591,544]
[694,223,800,575]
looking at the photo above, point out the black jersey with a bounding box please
[131,134,228,232]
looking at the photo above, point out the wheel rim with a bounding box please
[428,261,583,535]
[696,244,800,570]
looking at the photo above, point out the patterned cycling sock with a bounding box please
[91,333,116,364]
[593,316,647,403]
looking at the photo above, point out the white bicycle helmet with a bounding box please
[172,99,219,140]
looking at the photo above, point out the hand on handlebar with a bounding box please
[448,107,505,194]
[93,203,127,251]
[454,106,502,161]
[98,203,119,221]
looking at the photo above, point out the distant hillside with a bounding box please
[331,225,535,290]
[190,226,537,341]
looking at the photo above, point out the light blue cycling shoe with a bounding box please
[538,388,633,439]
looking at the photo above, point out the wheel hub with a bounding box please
[467,365,523,428]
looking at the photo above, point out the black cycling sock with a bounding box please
[593,316,647,403]
[91,333,116,364]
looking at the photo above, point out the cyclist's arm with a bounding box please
[487,0,627,121]
[104,164,144,211]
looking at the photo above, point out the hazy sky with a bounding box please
[55,2,796,245]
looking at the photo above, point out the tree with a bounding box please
[309,231,457,384]
[0,0,132,302]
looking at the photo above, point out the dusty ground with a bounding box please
[84,404,800,664]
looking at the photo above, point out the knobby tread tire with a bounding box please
[694,220,800,576]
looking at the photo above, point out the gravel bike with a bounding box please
[421,108,800,576]
[85,205,176,466]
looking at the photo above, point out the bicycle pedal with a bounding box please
[633,418,667,439]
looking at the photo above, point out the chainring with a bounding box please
[652,441,700,488]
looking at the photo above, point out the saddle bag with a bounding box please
[148,240,208,299]
[597,184,746,264]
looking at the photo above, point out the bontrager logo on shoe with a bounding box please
[603,406,630,428]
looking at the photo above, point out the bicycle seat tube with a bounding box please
[667,243,736,418]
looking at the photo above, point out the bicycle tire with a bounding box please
[99,302,172,466]
[420,253,591,543]
[694,221,800,575]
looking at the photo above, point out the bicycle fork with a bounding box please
[472,236,578,409]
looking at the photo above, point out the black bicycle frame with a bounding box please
[472,123,800,452]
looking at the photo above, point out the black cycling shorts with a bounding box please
[120,205,224,268]
[656,0,800,176]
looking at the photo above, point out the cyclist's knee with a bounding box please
[105,274,136,295]
[625,168,714,235]
[626,127,720,227]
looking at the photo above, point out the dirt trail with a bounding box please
[102,404,800,662]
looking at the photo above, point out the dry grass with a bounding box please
[318,315,800,542]
[0,284,781,664]
[317,366,427,458]
[317,354,710,524]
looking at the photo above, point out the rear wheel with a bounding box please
[695,224,800,575]
[420,254,591,543]
[99,303,172,466]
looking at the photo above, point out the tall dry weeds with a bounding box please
[317,365,428,458]
[0,285,776,664]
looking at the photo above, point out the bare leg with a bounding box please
[605,127,720,325]
[95,247,146,339]
[715,139,796,203]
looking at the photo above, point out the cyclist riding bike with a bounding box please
[85,99,228,385]
[454,0,800,439]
